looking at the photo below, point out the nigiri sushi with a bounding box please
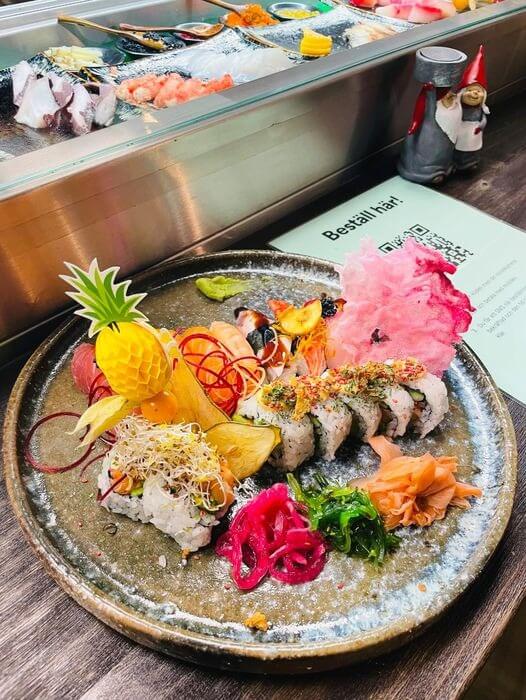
[235,306,291,380]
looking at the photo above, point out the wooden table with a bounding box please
[1,94,525,700]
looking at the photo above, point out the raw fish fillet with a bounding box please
[14,76,60,129]
[376,0,456,22]
[350,0,378,7]
[67,84,95,135]
[93,84,117,127]
[12,60,35,106]
[176,48,293,84]
[343,22,397,47]
[49,73,74,108]
[71,343,108,394]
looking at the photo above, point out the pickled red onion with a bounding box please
[215,483,328,590]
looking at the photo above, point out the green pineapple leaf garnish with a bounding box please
[60,259,147,337]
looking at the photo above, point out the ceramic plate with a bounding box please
[4,250,516,673]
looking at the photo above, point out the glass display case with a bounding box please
[0,0,525,359]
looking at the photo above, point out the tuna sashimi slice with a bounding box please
[350,0,378,7]
[408,3,443,22]
[376,0,453,21]
[71,343,108,395]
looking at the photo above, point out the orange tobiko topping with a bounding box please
[225,4,278,27]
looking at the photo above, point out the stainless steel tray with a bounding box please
[0,0,525,363]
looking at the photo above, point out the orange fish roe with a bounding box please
[224,4,279,27]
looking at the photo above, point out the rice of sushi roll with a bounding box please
[379,385,415,438]
[309,399,353,461]
[403,373,449,437]
[142,475,221,552]
[98,458,149,523]
[97,417,234,552]
[338,393,382,440]
[238,392,315,471]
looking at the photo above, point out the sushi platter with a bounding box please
[4,248,516,672]
[0,0,525,364]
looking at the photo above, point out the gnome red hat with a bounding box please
[458,46,487,91]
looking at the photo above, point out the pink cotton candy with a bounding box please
[326,239,474,376]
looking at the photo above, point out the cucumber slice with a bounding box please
[407,389,425,402]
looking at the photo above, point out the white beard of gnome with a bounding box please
[453,45,489,171]
[455,91,489,153]
[435,94,463,145]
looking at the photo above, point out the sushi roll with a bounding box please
[142,476,221,552]
[403,373,449,437]
[309,399,353,461]
[237,392,315,471]
[379,385,415,438]
[98,457,149,523]
[339,393,382,440]
[99,463,222,552]
[97,417,235,553]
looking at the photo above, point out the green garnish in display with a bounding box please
[288,473,400,565]
[195,276,250,302]
[313,1,333,12]
[130,485,144,497]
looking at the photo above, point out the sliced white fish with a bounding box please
[14,76,60,129]
[67,84,94,135]
[49,73,74,108]
[93,84,117,127]
[343,22,396,48]
[175,47,293,84]
[12,60,35,106]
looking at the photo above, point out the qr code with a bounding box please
[379,225,474,265]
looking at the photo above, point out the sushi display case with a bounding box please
[0,0,526,362]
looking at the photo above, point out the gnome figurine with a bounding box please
[398,46,467,185]
[454,46,489,172]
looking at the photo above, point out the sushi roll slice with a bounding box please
[99,463,222,552]
[97,417,235,553]
[98,456,149,523]
[237,393,315,471]
[339,393,382,440]
[379,385,415,438]
[403,373,449,437]
[309,399,353,461]
[142,475,221,552]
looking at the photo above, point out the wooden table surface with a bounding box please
[1,94,525,700]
